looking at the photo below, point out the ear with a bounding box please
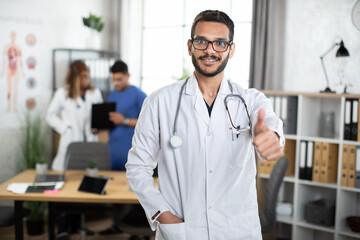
[187,39,192,55]
[229,42,235,59]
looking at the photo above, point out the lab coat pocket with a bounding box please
[228,211,259,239]
[158,222,186,240]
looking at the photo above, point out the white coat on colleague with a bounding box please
[46,87,103,170]
[126,75,284,240]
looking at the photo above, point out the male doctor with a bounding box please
[126,10,284,240]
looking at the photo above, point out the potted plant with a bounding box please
[20,110,48,235]
[82,13,104,49]
[86,159,98,176]
[35,156,47,175]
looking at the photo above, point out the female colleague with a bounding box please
[46,60,103,171]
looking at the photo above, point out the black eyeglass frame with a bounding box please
[190,38,233,52]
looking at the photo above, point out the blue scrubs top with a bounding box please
[107,86,147,170]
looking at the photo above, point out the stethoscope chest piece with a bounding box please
[170,135,182,148]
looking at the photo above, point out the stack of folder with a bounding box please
[258,140,295,176]
[344,98,359,141]
[341,144,360,188]
[299,141,339,183]
[268,95,298,135]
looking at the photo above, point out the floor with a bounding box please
[0,218,155,240]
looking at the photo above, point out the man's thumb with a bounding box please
[254,108,266,133]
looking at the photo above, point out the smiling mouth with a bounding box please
[199,55,220,64]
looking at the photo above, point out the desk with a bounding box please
[0,170,139,240]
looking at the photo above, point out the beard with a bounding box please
[191,52,230,77]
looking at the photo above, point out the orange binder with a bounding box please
[341,145,349,186]
[312,142,322,182]
[258,158,266,174]
[283,140,296,176]
[320,143,339,183]
[347,145,356,187]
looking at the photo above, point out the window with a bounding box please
[141,0,253,95]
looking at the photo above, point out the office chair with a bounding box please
[52,142,112,240]
[259,157,289,233]
[113,204,155,240]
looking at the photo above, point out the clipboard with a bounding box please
[91,102,116,129]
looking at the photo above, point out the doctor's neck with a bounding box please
[194,71,223,98]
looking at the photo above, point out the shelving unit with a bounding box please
[52,48,120,99]
[258,91,360,240]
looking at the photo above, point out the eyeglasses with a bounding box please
[191,38,233,52]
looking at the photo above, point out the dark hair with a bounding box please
[65,60,94,99]
[110,60,128,74]
[191,10,234,42]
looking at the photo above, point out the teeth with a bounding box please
[203,58,216,62]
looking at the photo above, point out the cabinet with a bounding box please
[258,91,360,240]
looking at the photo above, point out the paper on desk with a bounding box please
[7,182,64,194]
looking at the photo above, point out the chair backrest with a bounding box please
[259,157,289,233]
[66,142,110,170]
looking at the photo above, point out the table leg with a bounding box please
[14,200,24,240]
[48,202,55,240]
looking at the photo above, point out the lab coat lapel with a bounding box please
[210,78,231,127]
[185,75,209,126]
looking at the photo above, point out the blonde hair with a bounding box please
[65,60,94,99]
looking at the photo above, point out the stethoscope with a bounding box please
[170,78,252,148]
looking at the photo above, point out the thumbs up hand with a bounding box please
[253,108,283,161]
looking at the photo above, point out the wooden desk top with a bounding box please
[0,170,139,204]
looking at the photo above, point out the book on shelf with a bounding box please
[351,99,358,141]
[355,146,360,188]
[341,145,349,186]
[313,142,322,182]
[305,141,314,181]
[299,141,307,180]
[268,95,298,135]
[347,145,356,187]
[344,98,359,141]
[320,143,339,183]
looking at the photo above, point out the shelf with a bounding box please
[338,230,360,239]
[298,136,341,144]
[340,186,360,193]
[258,174,295,183]
[342,140,360,146]
[285,134,297,140]
[296,221,335,233]
[277,215,294,224]
[298,179,337,189]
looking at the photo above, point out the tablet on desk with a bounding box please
[91,102,116,129]
[78,175,109,195]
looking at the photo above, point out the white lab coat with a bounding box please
[46,87,103,170]
[126,74,284,240]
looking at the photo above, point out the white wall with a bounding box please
[0,0,119,187]
[282,0,360,94]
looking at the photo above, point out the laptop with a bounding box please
[91,102,116,129]
[34,151,71,183]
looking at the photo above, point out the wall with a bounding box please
[0,0,120,189]
[282,0,360,94]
